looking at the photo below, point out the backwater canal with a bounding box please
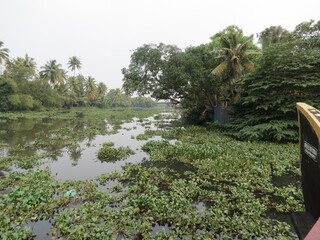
[0,108,300,239]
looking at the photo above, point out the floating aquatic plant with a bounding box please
[97,146,135,162]
[0,107,303,239]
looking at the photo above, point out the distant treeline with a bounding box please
[0,52,157,111]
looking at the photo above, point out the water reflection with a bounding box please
[25,219,53,240]
[0,112,176,180]
[68,146,82,164]
[42,119,157,180]
[0,118,82,159]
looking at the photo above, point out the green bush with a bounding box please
[230,41,320,142]
[8,94,21,110]
[131,97,157,108]
[20,95,34,110]
[0,78,17,111]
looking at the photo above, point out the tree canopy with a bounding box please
[230,26,320,141]
[122,20,320,138]
[40,60,66,85]
[0,43,157,111]
[68,56,81,76]
[258,26,290,49]
[210,26,260,103]
[0,41,9,66]
[122,26,258,122]
[122,43,181,97]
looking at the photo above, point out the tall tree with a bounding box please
[21,54,37,74]
[94,82,108,107]
[4,54,37,82]
[68,56,81,77]
[258,26,290,49]
[161,44,223,104]
[67,76,81,93]
[85,76,97,104]
[122,42,225,122]
[0,41,9,73]
[40,60,66,85]
[211,26,260,102]
[97,82,107,96]
[231,39,320,142]
[291,19,320,49]
[122,43,181,97]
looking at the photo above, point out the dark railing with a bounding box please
[293,103,320,239]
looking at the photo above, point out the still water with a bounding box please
[42,119,164,180]
[0,111,299,239]
[0,111,179,239]
[0,112,175,180]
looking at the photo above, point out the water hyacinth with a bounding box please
[97,146,135,162]
[0,107,303,239]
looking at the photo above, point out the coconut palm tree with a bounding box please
[4,54,37,81]
[97,82,107,96]
[40,60,66,85]
[259,26,290,49]
[22,54,37,73]
[0,41,9,66]
[67,76,81,93]
[85,76,97,104]
[211,27,260,102]
[68,56,81,77]
[0,41,9,74]
[212,32,258,79]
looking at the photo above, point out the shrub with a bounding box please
[230,41,320,142]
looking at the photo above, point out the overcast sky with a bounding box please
[1,0,319,89]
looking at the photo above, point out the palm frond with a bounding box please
[220,37,230,48]
[234,64,244,78]
[221,48,233,56]
[244,50,261,56]
[239,35,254,51]
[244,62,256,72]
[211,62,228,75]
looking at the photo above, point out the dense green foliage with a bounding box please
[0,46,157,112]
[122,26,260,124]
[258,26,291,49]
[230,21,320,141]
[210,26,260,103]
[122,43,181,97]
[162,45,227,123]
[0,78,18,111]
[123,20,320,140]
[123,43,231,123]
